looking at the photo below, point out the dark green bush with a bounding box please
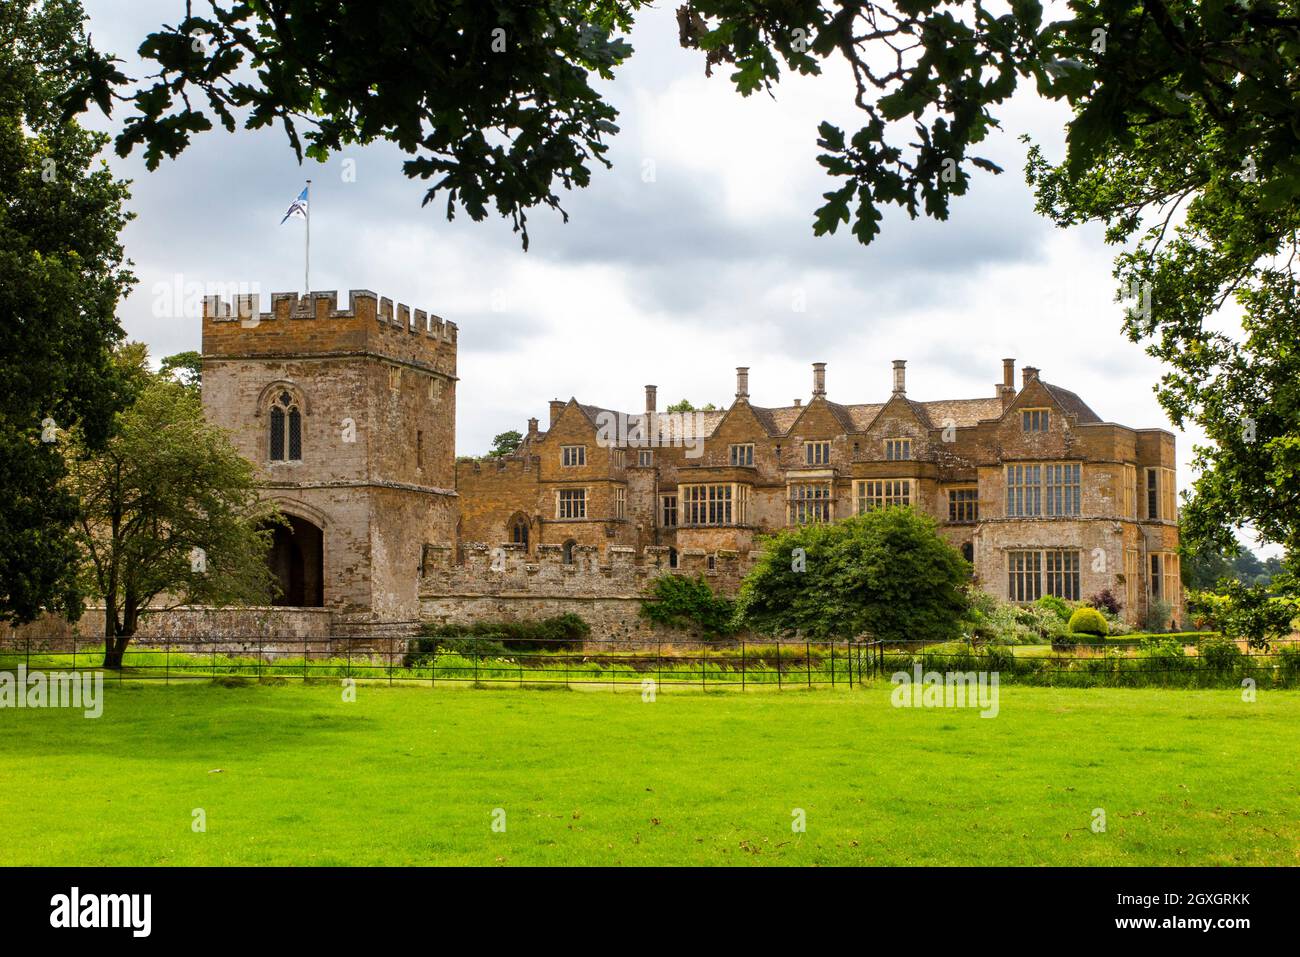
[737,509,969,643]
[1199,637,1241,672]
[640,574,737,637]
[409,614,591,664]
[1068,606,1109,637]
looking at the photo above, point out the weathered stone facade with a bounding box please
[419,543,750,646]
[458,359,1182,626]
[202,290,458,631]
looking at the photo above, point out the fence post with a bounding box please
[257,637,262,680]
[831,640,836,689]
[658,638,662,693]
[26,635,30,674]
[776,638,782,690]
[741,638,746,692]
[806,640,812,689]
[431,646,437,688]
[72,634,77,673]
[474,637,480,685]
[165,638,170,686]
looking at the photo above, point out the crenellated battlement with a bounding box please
[202,288,458,375]
[419,542,750,599]
[203,289,457,341]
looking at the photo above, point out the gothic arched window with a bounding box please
[269,390,303,462]
[510,515,530,551]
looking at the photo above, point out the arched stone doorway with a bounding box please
[266,515,324,606]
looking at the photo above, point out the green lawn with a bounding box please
[2,680,1298,865]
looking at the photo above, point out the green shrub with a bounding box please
[736,509,969,643]
[1143,598,1174,633]
[1199,637,1241,672]
[1102,611,1132,636]
[1035,594,1072,623]
[1068,606,1109,637]
[412,614,591,662]
[640,575,737,638]
[1278,645,1300,684]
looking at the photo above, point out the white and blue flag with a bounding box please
[280,185,309,224]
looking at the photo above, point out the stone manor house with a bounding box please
[196,288,1181,638]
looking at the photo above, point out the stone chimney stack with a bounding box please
[645,384,657,414]
[892,359,907,396]
[1022,366,1040,387]
[998,358,1017,409]
[735,367,750,400]
[549,399,565,427]
[812,362,826,398]
[527,417,539,437]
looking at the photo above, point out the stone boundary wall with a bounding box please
[419,542,755,646]
[0,607,415,656]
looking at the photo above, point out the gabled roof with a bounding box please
[531,374,1099,444]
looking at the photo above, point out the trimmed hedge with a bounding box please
[1068,607,1109,637]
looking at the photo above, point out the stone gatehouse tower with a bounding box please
[202,290,457,629]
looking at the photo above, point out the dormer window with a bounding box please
[1022,409,1050,433]
[269,391,302,462]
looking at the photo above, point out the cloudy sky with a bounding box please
[81,1,1214,516]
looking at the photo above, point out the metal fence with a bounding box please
[3,634,1296,690]
[0,634,887,691]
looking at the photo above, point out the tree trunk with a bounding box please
[101,607,133,670]
[103,634,132,669]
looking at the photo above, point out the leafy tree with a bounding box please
[665,399,717,413]
[65,353,279,667]
[69,2,1300,264]
[487,430,523,457]
[67,0,639,249]
[1189,576,1299,650]
[0,0,135,626]
[1023,3,1300,565]
[1182,529,1289,590]
[736,508,969,643]
[159,350,202,391]
[640,574,736,638]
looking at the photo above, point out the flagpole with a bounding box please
[304,179,311,295]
